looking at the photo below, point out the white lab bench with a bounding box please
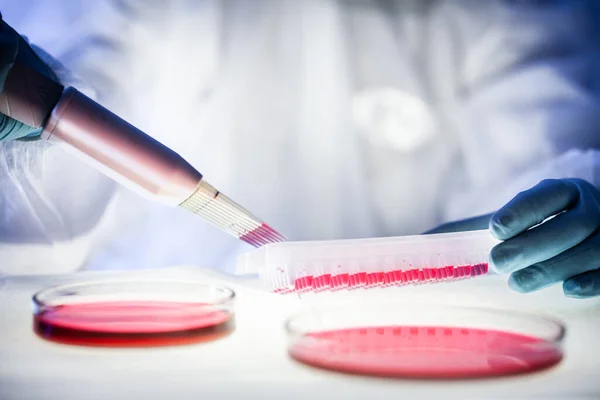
[1,265,599,400]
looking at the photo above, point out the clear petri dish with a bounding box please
[33,280,235,347]
[285,305,565,379]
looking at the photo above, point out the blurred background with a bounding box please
[1,0,600,274]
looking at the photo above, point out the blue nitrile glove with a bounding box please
[0,14,57,141]
[489,178,600,298]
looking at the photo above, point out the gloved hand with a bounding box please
[489,178,600,299]
[0,14,58,141]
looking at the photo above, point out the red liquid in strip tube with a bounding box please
[289,325,563,379]
[34,301,234,347]
[278,263,489,294]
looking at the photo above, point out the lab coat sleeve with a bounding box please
[0,0,125,275]
[443,0,600,222]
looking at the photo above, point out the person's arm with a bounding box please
[443,0,600,220]
[0,10,118,275]
[433,1,600,297]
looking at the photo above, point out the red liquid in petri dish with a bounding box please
[34,301,234,347]
[289,325,563,379]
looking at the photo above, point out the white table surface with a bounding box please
[1,265,599,400]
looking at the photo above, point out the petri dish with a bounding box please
[33,280,235,347]
[285,305,565,379]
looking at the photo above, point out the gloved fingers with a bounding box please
[490,199,600,274]
[489,179,579,240]
[0,115,42,141]
[423,213,492,234]
[506,231,600,293]
[563,268,600,298]
[490,179,600,274]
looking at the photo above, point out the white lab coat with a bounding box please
[1,0,600,275]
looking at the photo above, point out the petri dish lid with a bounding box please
[285,304,565,379]
[33,280,235,347]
